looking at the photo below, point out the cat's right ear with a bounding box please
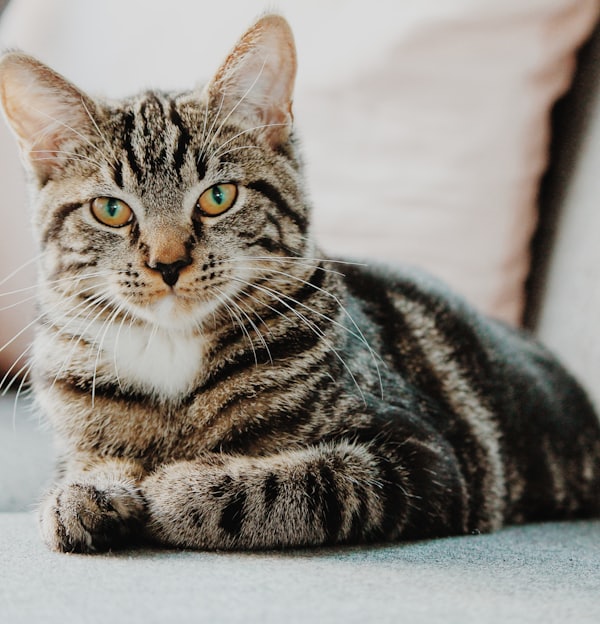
[0,52,98,183]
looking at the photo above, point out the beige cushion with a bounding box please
[299,0,599,325]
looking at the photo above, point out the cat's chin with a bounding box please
[129,293,216,333]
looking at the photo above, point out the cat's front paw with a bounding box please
[39,481,147,553]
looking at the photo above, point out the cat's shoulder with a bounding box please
[333,256,526,348]
[333,257,468,314]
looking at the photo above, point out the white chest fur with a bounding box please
[99,321,206,399]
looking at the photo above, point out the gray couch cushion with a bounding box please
[0,395,54,512]
[1,512,599,624]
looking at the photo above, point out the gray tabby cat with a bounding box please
[0,15,599,553]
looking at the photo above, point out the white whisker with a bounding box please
[30,150,105,170]
[230,255,368,268]
[0,252,44,289]
[48,293,111,392]
[231,275,367,404]
[211,122,287,158]
[248,265,385,397]
[113,308,131,393]
[91,304,124,407]
[199,91,227,162]
[144,322,160,355]
[0,342,34,396]
[0,270,112,299]
[80,97,117,164]
[0,291,39,313]
[225,256,346,277]
[214,289,259,366]
[216,287,272,365]
[215,145,262,160]
[12,362,34,427]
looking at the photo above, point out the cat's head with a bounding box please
[0,15,312,332]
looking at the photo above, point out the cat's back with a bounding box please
[342,259,580,397]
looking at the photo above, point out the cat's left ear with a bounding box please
[204,14,297,147]
[0,52,98,182]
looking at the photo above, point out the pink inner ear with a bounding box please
[206,15,297,142]
[0,53,95,177]
[14,95,73,154]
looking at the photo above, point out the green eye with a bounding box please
[197,183,238,216]
[91,197,133,227]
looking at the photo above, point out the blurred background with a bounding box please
[0,0,598,375]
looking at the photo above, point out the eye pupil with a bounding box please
[107,199,120,217]
[212,186,224,205]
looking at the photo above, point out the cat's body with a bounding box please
[0,15,599,553]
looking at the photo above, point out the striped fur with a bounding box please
[1,15,599,553]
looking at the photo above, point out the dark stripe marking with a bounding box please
[215,365,332,454]
[247,180,307,232]
[113,160,123,188]
[319,464,344,543]
[203,323,323,393]
[196,150,207,181]
[42,203,82,245]
[219,488,247,537]
[57,259,98,273]
[210,475,232,499]
[169,101,191,174]
[230,262,330,337]
[344,268,489,530]
[374,456,409,540]
[264,473,280,507]
[208,262,329,361]
[347,489,371,543]
[122,110,143,183]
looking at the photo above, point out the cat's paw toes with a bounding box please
[39,481,147,553]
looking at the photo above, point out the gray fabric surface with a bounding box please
[0,395,54,512]
[1,513,599,624]
[2,402,600,623]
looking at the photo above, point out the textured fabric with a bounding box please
[3,397,600,622]
[1,513,599,624]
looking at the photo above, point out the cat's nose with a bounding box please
[147,258,191,287]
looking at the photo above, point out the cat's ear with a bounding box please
[0,52,98,182]
[204,14,297,146]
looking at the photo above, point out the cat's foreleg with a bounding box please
[38,455,147,553]
[143,438,467,550]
